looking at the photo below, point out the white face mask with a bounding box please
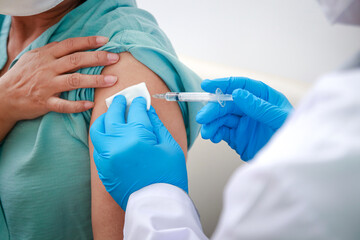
[0,0,64,16]
[317,0,360,26]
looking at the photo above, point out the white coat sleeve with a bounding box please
[124,183,209,240]
[212,69,360,240]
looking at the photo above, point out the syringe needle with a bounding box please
[152,94,166,99]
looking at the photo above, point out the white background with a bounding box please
[137,0,360,82]
[137,0,360,237]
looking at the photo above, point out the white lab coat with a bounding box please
[124,63,360,239]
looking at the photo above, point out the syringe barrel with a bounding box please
[165,92,214,102]
[163,92,180,101]
[165,92,232,102]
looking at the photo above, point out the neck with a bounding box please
[9,0,83,51]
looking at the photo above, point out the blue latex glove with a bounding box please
[90,96,188,210]
[196,77,293,161]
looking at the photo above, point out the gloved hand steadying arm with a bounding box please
[196,77,293,161]
[90,96,188,210]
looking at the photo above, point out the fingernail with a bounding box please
[84,102,94,109]
[104,75,118,85]
[107,53,119,62]
[96,36,109,45]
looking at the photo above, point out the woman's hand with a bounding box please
[0,36,120,123]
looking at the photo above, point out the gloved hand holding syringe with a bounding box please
[154,77,293,160]
[153,88,233,107]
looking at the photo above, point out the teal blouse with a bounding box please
[0,0,202,239]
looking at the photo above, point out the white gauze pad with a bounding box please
[105,82,151,111]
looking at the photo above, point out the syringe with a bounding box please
[153,88,233,107]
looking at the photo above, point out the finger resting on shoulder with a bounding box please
[55,51,119,74]
[51,36,109,58]
[54,74,117,93]
[47,97,93,114]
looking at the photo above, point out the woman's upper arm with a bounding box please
[88,52,187,239]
